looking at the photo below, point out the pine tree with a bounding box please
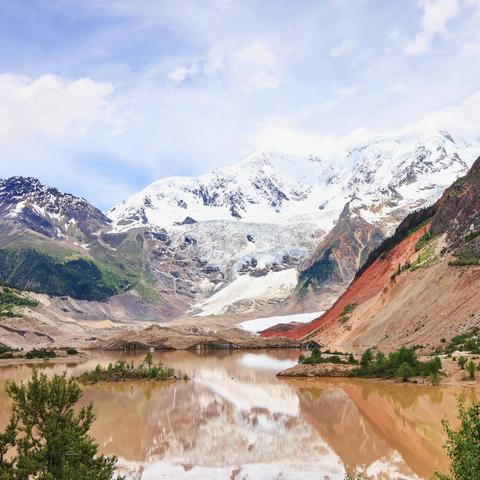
[0,370,124,480]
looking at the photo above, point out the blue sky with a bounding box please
[0,0,479,209]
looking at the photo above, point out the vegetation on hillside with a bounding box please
[443,327,480,354]
[0,287,38,317]
[415,230,436,251]
[297,245,336,294]
[0,248,130,301]
[78,353,177,384]
[0,344,22,360]
[0,370,124,480]
[340,303,358,324]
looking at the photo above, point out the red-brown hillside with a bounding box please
[261,226,429,340]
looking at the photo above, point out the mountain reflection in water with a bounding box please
[0,349,478,479]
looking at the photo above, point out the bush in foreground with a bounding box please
[435,399,480,480]
[0,370,124,480]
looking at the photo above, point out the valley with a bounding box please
[1,130,479,355]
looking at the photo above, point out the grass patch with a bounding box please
[415,231,437,251]
[410,245,437,270]
[465,231,480,243]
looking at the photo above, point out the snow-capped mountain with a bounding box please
[1,130,477,319]
[0,176,110,241]
[108,130,480,316]
[109,130,477,234]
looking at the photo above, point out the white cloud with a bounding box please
[167,66,189,83]
[249,71,280,90]
[203,46,225,75]
[237,41,276,67]
[405,0,459,55]
[251,89,480,157]
[251,112,372,156]
[461,39,480,56]
[334,85,359,97]
[0,74,122,142]
[329,39,353,57]
[235,41,280,90]
[167,64,199,84]
[389,82,408,94]
[410,89,480,135]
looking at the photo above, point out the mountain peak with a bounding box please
[108,132,480,232]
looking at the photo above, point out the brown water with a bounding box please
[0,350,478,479]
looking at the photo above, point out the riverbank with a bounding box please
[277,355,480,387]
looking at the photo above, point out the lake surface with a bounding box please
[0,349,478,479]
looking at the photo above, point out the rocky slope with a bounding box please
[109,130,480,315]
[262,156,480,352]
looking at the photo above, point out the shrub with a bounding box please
[444,328,480,354]
[298,348,356,366]
[435,400,480,479]
[397,362,414,381]
[467,361,476,380]
[360,349,373,367]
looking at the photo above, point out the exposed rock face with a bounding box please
[295,203,385,310]
[431,156,480,244]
